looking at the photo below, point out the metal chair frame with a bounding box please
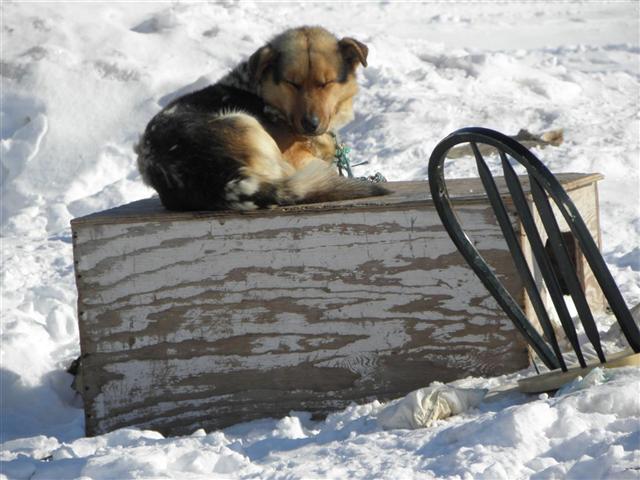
[427,127,640,372]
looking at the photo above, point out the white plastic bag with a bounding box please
[377,383,487,430]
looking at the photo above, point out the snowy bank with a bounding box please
[1,2,639,479]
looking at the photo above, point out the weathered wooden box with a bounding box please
[71,173,602,436]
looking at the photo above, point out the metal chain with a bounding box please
[330,132,387,183]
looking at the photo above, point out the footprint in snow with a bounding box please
[131,11,180,34]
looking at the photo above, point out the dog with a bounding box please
[135,26,389,211]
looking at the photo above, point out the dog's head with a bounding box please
[248,26,368,136]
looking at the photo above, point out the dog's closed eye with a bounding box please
[319,79,336,88]
[284,80,301,90]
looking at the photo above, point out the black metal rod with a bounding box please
[501,154,578,367]
[491,151,567,371]
[529,175,606,364]
[545,188,640,353]
[486,127,639,352]
[428,127,640,371]
[428,147,560,370]
[473,144,567,370]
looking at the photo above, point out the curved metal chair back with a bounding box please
[428,127,640,371]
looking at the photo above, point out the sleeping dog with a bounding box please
[136,26,389,211]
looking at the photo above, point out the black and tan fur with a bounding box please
[136,26,389,211]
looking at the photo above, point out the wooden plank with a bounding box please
[71,172,604,436]
[518,350,640,393]
[572,183,606,312]
[73,203,528,436]
[71,173,603,227]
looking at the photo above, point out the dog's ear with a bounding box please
[339,37,368,68]
[248,45,274,85]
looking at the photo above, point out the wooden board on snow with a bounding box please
[71,173,603,436]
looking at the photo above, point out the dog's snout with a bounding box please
[301,114,320,134]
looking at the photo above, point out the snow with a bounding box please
[1,2,639,479]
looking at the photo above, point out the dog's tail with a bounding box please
[275,160,390,205]
[225,160,390,210]
[217,113,390,210]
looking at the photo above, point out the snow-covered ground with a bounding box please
[1,2,639,479]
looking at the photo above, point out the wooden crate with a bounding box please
[71,173,603,436]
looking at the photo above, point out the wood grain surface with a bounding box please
[72,174,602,436]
